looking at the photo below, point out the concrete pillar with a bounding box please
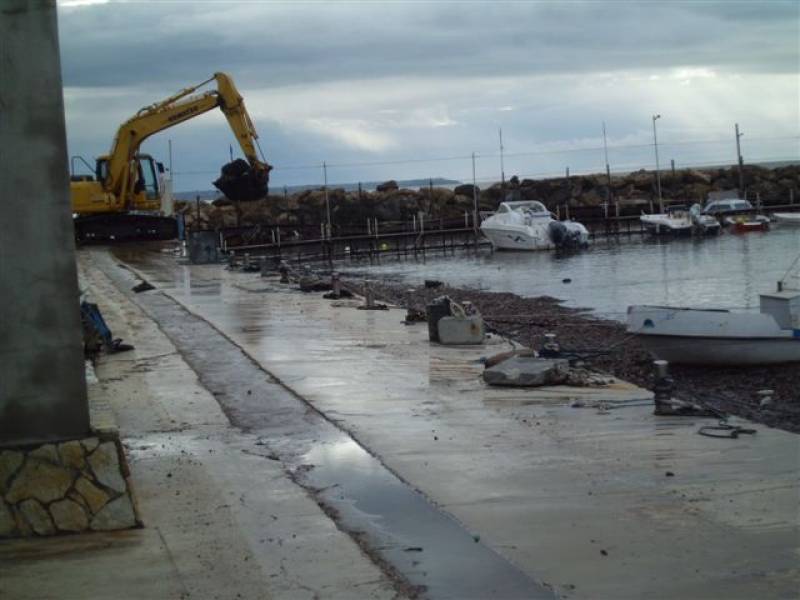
[0,0,89,444]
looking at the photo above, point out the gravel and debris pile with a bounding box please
[362,280,800,434]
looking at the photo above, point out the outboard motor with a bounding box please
[549,221,589,249]
[548,221,568,247]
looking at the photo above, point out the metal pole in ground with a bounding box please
[323,161,331,239]
[499,128,506,201]
[652,114,663,212]
[736,123,745,197]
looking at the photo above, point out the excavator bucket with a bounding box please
[213,159,269,202]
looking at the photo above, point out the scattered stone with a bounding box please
[50,498,89,532]
[665,471,675,477]
[132,280,155,293]
[5,459,73,504]
[0,450,24,493]
[403,546,423,552]
[424,280,443,289]
[483,357,570,387]
[29,444,60,465]
[0,501,15,536]
[81,437,100,454]
[88,442,127,494]
[18,499,55,536]
[90,496,137,531]
[74,476,110,514]
[58,441,86,470]
[600,549,608,556]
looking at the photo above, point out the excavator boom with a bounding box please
[71,72,271,241]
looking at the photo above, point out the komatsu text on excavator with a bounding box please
[70,72,271,242]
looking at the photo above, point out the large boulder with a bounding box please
[376,180,399,192]
[482,357,570,387]
[454,183,480,197]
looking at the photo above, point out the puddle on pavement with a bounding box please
[301,438,551,599]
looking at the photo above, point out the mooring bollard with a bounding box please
[228,251,236,268]
[653,360,674,415]
[541,332,561,358]
[331,272,341,296]
[278,261,290,284]
[243,253,251,270]
[363,279,375,309]
[259,257,269,277]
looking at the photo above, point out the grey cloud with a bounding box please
[58,1,799,90]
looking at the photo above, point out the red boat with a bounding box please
[724,215,770,232]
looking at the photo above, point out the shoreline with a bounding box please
[358,278,800,434]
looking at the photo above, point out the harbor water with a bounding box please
[340,227,800,320]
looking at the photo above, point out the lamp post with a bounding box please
[652,114,663,213]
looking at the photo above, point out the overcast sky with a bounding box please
[58,0,799,192]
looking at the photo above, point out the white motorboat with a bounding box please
[480,201,589,250]
[689,204,721,235]
[772,212,800,225]
[640,205,694,236]
[627,257,800,365]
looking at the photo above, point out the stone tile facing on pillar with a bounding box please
[0,436,139,538]
[0,451,24,494]
[18,499,56,536]
[88,442,127,494]
[50,498,89,532]
[5,460,73,504]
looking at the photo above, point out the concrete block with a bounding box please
[188,231,219,264]
[483,357,570,387]
[437,316,485,345]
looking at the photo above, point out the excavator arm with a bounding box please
[102,72,271,207]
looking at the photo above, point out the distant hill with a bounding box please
[173,177,462,201]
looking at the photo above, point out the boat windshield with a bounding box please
[504,201,548,215]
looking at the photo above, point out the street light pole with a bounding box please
[652,114,663,213]
[735,123,745,197]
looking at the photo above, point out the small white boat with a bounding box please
[689,204,721,235]
[480,201,589,250]
[627,290,800,366]
[772,212,800,224]
[640,205,694,236]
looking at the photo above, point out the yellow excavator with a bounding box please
[70,72,272,241]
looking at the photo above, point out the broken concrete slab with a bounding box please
[483,356,570,387]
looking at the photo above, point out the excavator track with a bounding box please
[74,214,177,244]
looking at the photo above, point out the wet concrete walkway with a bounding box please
[97,249,551,599]
[102,247,800,599]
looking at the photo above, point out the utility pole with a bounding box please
[323,161,331,238]
[499,127,506,201]
[603,122,612,203]
[602,122,612,184]
[652,114,663,213]
[735,123,745,197]
[472,152,479,233]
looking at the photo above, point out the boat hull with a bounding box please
[627,305,800,365]
[480,225,555,250]
[635,334,800,365]
[772,212,800,224]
